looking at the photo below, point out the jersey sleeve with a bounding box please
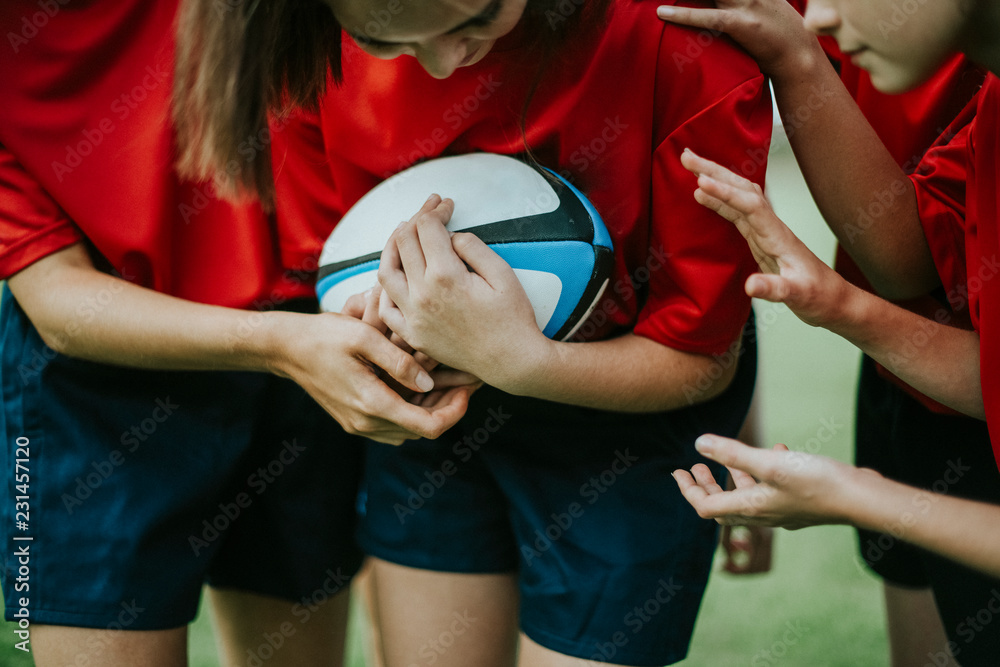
[0,143,83,279]
[634,70,772,355]
[909,96,977,299]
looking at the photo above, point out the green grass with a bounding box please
[0,132,889,665]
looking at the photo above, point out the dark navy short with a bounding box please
[359,319,757,666]
[854,355,1000,664]
[0,288,364,630]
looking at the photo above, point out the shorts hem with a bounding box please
[359,535,516,575]
[3,607,191,631]
[520,622,687,666]
[206,553,364,603]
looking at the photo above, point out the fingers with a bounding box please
[412,350,439,371]
[429,367,482,389]
[450,232,517,290]
[728,466,759,490]
[695,174,768,225]
[415,199,464,274]
[342,290,368,319]
[378,286,407,337]
[656,5,733,34]
[393,216,428,278]
[362,284,389,336]
[360,329,435,394]
[682,149,756,191]
[379,226,409,307]
[672,469,711,508]
[695,435,774,481]
[393,195,458,279]
[363,381,466,441]
[691,463,725,494]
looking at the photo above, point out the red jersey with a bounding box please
[0,1,313,309]
[912,75,1000,458]
[273,1,772,355]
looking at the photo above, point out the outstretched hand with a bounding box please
[674,435,877,530]
[680,149,854,329]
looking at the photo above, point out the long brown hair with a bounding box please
[173,0,612,210]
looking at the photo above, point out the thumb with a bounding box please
[695,435,772,480]
[745,273,792,303]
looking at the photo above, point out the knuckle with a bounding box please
[451,232,476,251]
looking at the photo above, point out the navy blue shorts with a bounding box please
[359,320,757,666]
[0,289,364,630]
[853,356,1000,665]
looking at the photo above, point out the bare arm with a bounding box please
[674,435,1000,580]
[8,243,472,444]
[658,0,939,298]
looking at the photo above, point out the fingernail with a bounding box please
[657,6,675,16]
[425,194,437,203]
[416,371,434,392]
[695,436,714,455]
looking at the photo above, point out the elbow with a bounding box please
[33,320,75,358]
[669,352,740,410]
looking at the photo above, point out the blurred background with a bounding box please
[0,120,887,666]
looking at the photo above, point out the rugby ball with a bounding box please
[316,153,614,341]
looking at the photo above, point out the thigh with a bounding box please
[30,624,187,667]
[208,587,350,667]
[367,558,519,667]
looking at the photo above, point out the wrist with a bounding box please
[490,331,557,397]
[232,310,298,377]
[830,464,886,528]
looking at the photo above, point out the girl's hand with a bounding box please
[377,194,552,389]
[680,149,855,329]
[353,282,484,400]
[656,0,821,80]
[674,435,878,530]
[267,310,472,445]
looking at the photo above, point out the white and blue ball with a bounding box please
[316,153,614,341]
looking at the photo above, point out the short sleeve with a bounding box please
[634,76,772,355]
[909,96,977,298]
[0,143,83,279]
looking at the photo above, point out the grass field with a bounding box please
[0,128,890,666]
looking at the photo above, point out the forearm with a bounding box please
[498,333,739,412]
[846,473,1000,580]
[7,244,287,373]
[832,283,983,417]
[773,44,938,298]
